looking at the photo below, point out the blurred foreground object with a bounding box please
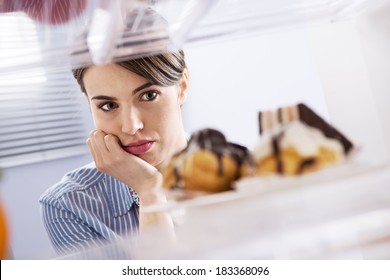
[0,0,88,25]
[0,199,9,259]
[0,0,384,72]
[61,161,390,259]
[0,0,212,72]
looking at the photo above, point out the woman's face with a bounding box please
[83,63,188,168]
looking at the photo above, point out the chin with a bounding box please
[151,157,165,169]
[140,154,160,167]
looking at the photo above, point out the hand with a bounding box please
[86,130,162,197]
[87,130,175,235]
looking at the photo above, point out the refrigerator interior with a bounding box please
[0,0,390,259]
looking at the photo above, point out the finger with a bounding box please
[86,137,98,161]
[88,130,107,164]
[90,130,109,153]
[87,136,103,164]
[104,134,125,154]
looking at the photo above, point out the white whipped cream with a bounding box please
[254,121,344,160]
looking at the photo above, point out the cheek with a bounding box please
[90,110,118,133]
[157,104,182,134]
[89,107,101,128]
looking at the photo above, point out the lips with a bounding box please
[122,140,154,155]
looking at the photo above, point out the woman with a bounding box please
[39,50,189,255]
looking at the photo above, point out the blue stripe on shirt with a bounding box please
[39,162,140,255]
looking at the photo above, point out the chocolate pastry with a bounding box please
[254,103,354,176]
[162,128,253,193]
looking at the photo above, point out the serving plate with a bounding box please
[142,160,390,213]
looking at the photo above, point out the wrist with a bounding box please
[138,169,162,192]
[139,189,167,206]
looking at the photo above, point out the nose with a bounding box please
[121,107,143,135]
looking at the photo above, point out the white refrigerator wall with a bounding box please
[183,27,329,150]
[357,2,390,160]
[308,7,390,163]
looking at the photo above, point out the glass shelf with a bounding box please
[0,0,385,72]
[186,0,385,44]
[61,160,390,259]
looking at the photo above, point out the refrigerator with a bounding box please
[0,0,390,259]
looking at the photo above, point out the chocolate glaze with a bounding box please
[258,103,355,176]
[185,129,251,175]
[297,103,353,154]
[258,111,264,135]
[188,129,227,175]
[169,128,252,190]
[271,136,283,174]
[277,107,283,124]
[297,158,316,175]
[172,166,183,190]
[258,103,354,154]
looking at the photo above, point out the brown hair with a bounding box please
[72,50,186,94]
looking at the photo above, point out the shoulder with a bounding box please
[39,162,104,205]
[39,162,140,209]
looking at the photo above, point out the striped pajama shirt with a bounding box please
[39,162,140,256]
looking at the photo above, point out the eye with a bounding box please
[140,91,158,101]
[98,102,118,112]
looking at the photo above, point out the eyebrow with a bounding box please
[133,82,153,94]
[90,95,117,101]
[90,82,154,101]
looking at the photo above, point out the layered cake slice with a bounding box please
[254,103,354,176]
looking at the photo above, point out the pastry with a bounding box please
[254,103,354,176]
[162,128,253,194]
